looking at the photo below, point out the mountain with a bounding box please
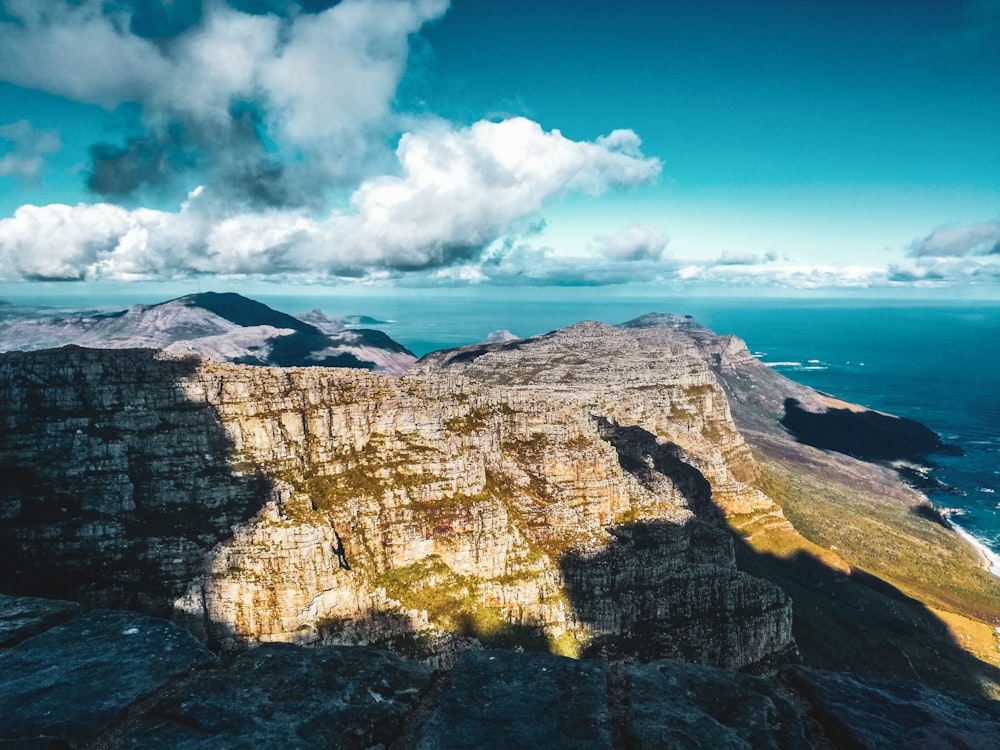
[0,312,998,744]
[0,291,416,375]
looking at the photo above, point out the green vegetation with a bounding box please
[375,556,549,652]
[444,406,494,435]
[741,450,1000,697]
[753,452,1000,622]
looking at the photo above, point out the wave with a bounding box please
[936,508,1000,577]
[949,522,1000,577]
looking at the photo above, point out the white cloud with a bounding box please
[0,120,62,181]
[594,222,668,261]
[0,118,661,281]
[676,262,888,289]
[889,256,1000,284]
[908,222,1000,257]
[0,0,450,198]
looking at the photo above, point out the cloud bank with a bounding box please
[0,118,660,281]
[0,0,664,282]
[0,0,450,205]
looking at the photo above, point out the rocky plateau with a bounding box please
[1,296,999,746]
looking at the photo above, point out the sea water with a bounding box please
[258,292,1000,558]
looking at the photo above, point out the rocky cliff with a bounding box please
[1,312,999,701]
[0,338,792,669]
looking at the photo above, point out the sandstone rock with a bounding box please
[0,345,795,667]
[114,642,434,749]
[415,649,612,749]
[784,666,1000,750]
[625,659,810,749]
[0,593,79,648]
[0,609,216,747]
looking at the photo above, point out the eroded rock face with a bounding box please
[414,320,782,518]
[0,340,794,667]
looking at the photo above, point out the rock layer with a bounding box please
[0,337,793,667]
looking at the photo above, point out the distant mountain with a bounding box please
[0,292,416,375]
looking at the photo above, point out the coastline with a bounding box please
[944,515,1000,578]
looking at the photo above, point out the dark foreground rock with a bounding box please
[0,593,79,647]
[784,666,1000,750]
[114,643,433,749]
[0,607,216,748]
[627,660,810,749]
[1,595,998,749]
[415,650,612,749]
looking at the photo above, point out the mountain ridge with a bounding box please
[0,291,416,374]
[0,295,998,745]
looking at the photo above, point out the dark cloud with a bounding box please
[228,0,341,15]
[887,267,946,283]
[86,103,316,209]
[908,222,1000,257]
[87,129,195,198]
[124,0,204,38]
[713,251,763,266]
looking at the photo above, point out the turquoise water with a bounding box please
[259,293,1000,556]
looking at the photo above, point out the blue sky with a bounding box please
[1,0,999,297]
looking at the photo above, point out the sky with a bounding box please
[0,0,999,299]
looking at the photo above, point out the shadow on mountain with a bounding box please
[592,415,722,523]
[312,610,550,669]
[0,346,274,618]
[732,535,1000,698]
[562,418,793,669]
[3,347,998,700]
[780,397,950,460]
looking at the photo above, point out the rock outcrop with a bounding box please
[0,333,793,668]
[3,595,998,750]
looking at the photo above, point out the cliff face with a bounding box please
[0,337,792,668]
[414,320,782,518]
[2,312,997,697]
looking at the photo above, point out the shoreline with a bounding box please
[942,514,1000,578]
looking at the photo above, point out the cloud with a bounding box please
[0,120,62,181]
[889,256,1000,285]
[712,251,766,266]
[0,118,661,281]
[908,222,1000,257]
[0,0,449,205]
[676,261,888,289]
[594,222,668,261]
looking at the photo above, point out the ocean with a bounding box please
[257,292,1000,558]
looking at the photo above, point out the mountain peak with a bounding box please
[619,312,710,332]
[169,292,318,335]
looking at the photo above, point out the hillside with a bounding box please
[0,292,416,374]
